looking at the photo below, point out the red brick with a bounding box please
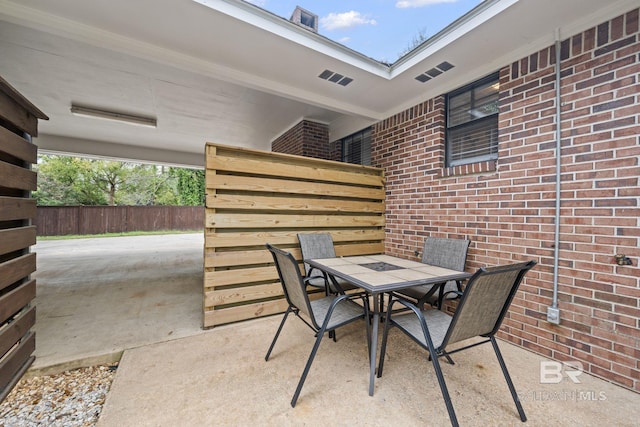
[373,9,640,394]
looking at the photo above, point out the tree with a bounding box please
[170,168,205,206]
[92,161,129,206]
[117,164,178,206]
[34,155,202,206]
[34,156,107,205]
[398,27,429,59]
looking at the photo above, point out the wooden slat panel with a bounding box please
[205,248,294,268]
[0,161,36,191]
[205,229,385,248]
[206,213,385,229]
[204,143,385,328]
[0,90,39,137]
[335,242,385,257]
[0,196,36,221]
[0,253,36,292]
[0,127,37,164]
[0,226,36,256]
[204,299,288,327]
[205,283,283,307]
[0,307,35,359]
[207,154,384,187]
[204,242,383,269]
[0,76,41,404]
[0,279,36,324]
[207,194,384,213]
[0,332,35,402]
[207,175,384,200]
[205,266,279,288]
[208,143,381,176]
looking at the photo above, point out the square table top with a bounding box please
[307,254,472,293]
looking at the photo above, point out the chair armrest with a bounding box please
[441,290,463,300]
[387,292,420,311]
[303,274,326,284]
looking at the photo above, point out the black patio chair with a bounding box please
[297,233,359,295]
[396,237,470,309]
[379,260,536,427]
[264,244,371,407]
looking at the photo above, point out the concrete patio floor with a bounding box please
[98,315,639,427]
[30,234,639,426]
[31,233,204,374]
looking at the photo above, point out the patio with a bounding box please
[0,0,637,401]
[97,315,639,426]
[26,233,639,426]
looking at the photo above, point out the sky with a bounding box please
[246,0,483,63]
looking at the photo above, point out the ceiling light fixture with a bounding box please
[70,105,157,128]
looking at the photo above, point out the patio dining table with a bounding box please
[307,254,472,396]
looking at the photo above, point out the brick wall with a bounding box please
[271,119,330,158]
[372,8,639,392]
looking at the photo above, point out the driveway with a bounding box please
[32,233,204,373]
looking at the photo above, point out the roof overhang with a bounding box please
[0,0,636,166]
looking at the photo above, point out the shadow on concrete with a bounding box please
[98,315,640,426]
[31,233,204,374]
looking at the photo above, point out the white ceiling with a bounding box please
[0,0,635,167]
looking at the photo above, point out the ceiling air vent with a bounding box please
[318,69,354,87]
[414,61,455,83]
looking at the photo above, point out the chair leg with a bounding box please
[377,305,394,378]
[363,296,371,359]
[414,314,459,427]
[427,343,459,427]
[491,337,527,422]
[442,350,455,365]
[291,325,326,407]
[265,307,291,361]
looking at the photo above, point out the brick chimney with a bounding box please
[290,6,318,33]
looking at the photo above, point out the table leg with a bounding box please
[369,293,379,396]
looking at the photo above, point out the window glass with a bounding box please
[446,73,499,167]
[340,127,371,165]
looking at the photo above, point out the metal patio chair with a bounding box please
[297,233,359,295]
[264,244,371,407]
[397,237,470,309]
[379,260,536,427]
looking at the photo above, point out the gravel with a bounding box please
[0,365,117,427]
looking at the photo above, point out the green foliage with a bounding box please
[34,155,203,206]
[34,156,108,205]
[169,168,205,206]
[116,164,178,206]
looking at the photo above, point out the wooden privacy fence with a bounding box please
[36,206,204,236]
[0,76,47,402]
[204,143,386,328]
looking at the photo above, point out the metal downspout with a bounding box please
[548,29,562,324]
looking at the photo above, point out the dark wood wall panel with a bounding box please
[0,75,47,403]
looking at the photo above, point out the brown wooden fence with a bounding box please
[204,143,385,328]
[36,206,204,236]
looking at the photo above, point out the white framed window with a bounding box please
[446,72,499,167]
